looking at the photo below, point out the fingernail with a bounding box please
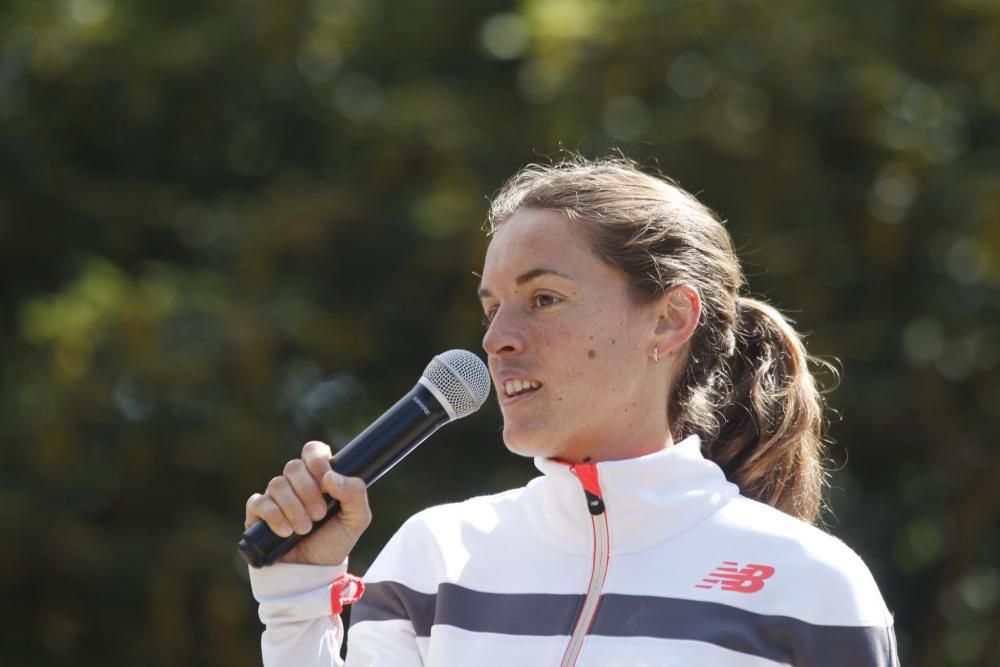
[310,504,326,520]
[296,520,312,535]
[277,522,293,537]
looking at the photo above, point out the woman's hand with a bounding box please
[244,441,372,566]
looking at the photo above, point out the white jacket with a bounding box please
[250,435,898,666]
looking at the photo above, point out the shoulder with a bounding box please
[709,496,893,626]
[362,487,527,586]
[407,486,527,533]
[393,486,529,552]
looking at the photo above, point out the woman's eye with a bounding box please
[534,293,561,308]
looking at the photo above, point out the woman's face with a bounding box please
[479,208,672,462]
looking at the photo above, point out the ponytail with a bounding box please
[680,297,834,523]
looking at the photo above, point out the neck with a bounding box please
[555,431,675,464]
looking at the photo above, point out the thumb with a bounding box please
[323,471,372,529]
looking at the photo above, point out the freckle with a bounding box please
[611,339,616,344]
[588,349,596,359]
[583,456,592,463]
[589,335,594,340]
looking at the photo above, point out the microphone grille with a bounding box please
[422,350,491,419]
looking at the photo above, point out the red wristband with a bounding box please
[329,573,365,615]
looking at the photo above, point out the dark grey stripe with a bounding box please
[351,581,438,636]
[352,582,897,666]
[594,593,897,667]
[352,582,582,637]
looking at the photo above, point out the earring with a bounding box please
[653,345,659,364]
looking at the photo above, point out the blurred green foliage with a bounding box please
[1,0,998,665]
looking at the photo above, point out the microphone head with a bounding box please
[421,350,491,420]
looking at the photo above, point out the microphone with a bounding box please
[238,349,491,568]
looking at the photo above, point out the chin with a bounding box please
[503,440,545,459]
[502,424,564,460]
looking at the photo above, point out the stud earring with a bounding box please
[653,345,659,364]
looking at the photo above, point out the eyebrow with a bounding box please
[477,267,574,299]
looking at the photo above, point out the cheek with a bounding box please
[539,308,632,382]
[533,323,589,404]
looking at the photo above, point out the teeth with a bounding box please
[504,379,540,397]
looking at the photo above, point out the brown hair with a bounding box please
[487,156,834,523]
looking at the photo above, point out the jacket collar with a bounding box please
[524,435,739,554]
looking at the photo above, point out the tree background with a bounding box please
[1,0,998,665]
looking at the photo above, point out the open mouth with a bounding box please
[503,379,541,399]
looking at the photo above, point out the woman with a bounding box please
[245,157,899,666]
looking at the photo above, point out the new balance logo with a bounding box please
[695,561,775,593]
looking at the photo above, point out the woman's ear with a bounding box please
[652,285,701,356]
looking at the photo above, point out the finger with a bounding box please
[284,458,329,522]
[266,475,314,535]
[302,441,334,481]
[245,493,264,528]
[246,493,294,537]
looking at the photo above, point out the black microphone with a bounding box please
[238,349,491,568]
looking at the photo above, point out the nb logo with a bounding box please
[695,561,775,593]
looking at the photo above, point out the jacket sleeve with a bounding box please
[249,561,352,667]
[806,547,900,667]
[249,511,441,667]
[840,565,899,667]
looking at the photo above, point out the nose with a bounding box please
[482,305,526,358]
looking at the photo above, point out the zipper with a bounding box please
[559,463,610,667]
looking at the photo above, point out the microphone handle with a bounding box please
[238,383,451,568]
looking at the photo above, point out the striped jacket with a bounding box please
[250,435,899,666]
